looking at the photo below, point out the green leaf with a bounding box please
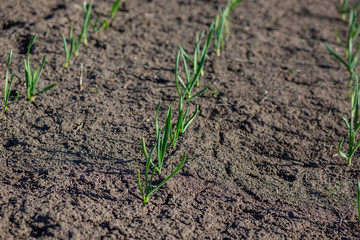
[4,49,13,107]
[137,170,145,199]
[35,83,57,96]
[184,84,210,103]
[27,35,38,58]
[178,44,194,65]
[32,55,47,96]
[182,105,199,133]
[81,0,94,45]
[148,153,186,196]
[337,137,349,159]
[62,34,68,58]
[111,0,123,20]
[177,76,187,94]
[348,138,360,162]
[324,42,348,68]
[142,138,149,160]
[181,53,190,85]
[339,114,350,129]
[174,51,182,97]
[10,91,19,105]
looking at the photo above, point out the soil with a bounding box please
[1,0,360,239]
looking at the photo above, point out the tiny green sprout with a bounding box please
[24,35,57,103]
[212,90,219,97]
[110,0,125,20]
[357,181,360,224]
[324,182,341,201]
[3,49,19,113]
[62,27,74,68]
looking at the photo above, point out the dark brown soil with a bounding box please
[1,0,360,239]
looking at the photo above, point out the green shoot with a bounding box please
[75,0,93,57]
[326,5,360,166]
[178,30,205,86]
[154,101,173,174]
[175,22,214,100]
[325,5,360,88]
[3,49,19,112]
[24,35,57,103]
[62,27,74,68]
[84,0,109,34]
[214,0,244,56]
[90,14,109,33]
[141,101,173,175]
[169,96,199,147]
[82,0,93,45]
[138,101,186,204]
[337,74,360,167]
[357,181,360,224]
[110,0,125,20]
[225,0,245,39]
[214,7,228,56]
[75,35,81,57]
[168,24,214,147]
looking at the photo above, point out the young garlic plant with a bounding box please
[3,49,19,112]
[62,27,74,68]
[74,0,93,57]
[214,0,244,56]
[338,75,360,166]
[24,35,57,103]
[138,101,186,204]
[325,5,360,88]
[176,22,214,100]
[168,23,214,147]
[178,30,206,85]
[325,6,360,166]
[82,0,93,45]
[169,51,206,147]
[214,6,229,56]
[153,101,173,174]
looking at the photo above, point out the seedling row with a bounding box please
[2,0,244,204]
[326,0,360,224]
